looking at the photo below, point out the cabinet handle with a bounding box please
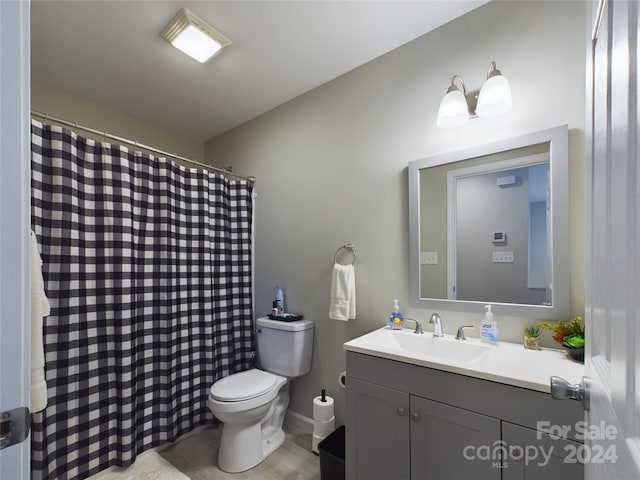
[396,407,405,416]
[411,412,420,422]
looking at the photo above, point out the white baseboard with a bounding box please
[284,410,314,434]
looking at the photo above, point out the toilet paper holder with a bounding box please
[338,371,346,389]
[312,389,335,454]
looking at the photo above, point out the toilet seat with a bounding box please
[210,369,277,402]
[209,369,288,414]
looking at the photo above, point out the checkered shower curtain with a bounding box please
[29,120,255,479]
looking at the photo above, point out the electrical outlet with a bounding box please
[420,252,438,265]
[492,252,514,263]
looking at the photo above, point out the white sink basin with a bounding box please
[344,326,586,393]
[346,327,490,364]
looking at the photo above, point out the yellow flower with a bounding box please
[537,316,584,346]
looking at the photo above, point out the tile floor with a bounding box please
[89,451,190,480]
[159,423,321,480]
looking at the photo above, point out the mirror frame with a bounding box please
[408,125,569,319]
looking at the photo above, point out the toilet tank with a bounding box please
[256,317,314,377]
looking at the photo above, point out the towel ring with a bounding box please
[334,243,356,266]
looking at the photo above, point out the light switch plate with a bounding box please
[492,252,514,263]
[420,252,438,265]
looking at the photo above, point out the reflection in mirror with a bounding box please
[423,146,550,304]
[408,126,569,319]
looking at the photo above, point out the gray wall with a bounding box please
[204,0,586,425]
[31,81,205,163]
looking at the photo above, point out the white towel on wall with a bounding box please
[329,263,356,321]
[30,231,51,412]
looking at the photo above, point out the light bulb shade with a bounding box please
[437,89,469,128]
[476,75,512,118]
[171,25,222,63]
[161,9,231,64]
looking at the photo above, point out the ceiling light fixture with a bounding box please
[436,61,512,128]
[161,8,231,64]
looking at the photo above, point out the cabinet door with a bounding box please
[410,396,501,480]
[502,422,584,480]
[346,377,410,480]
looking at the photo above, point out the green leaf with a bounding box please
[562,334,585,348]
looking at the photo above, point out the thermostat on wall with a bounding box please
[493,232,507,244]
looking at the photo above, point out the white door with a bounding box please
[585,0,640,478]
[0,1,31,479]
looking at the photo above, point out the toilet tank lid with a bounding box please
[256,317,313,331]
[210,369,277,401]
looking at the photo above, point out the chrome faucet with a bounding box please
[405,318,424,334]
[429,312,444,337]
[455,325,475,341]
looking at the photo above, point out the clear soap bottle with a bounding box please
[480,304,499,344]
[389,299,404,330]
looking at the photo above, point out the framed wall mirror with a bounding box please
[408,125,569,319]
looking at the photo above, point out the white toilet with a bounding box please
[208,316,314,473]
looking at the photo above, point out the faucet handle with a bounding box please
[455,325,475,340]
[405,318,424,335]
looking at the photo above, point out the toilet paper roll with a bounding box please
[311,433,324,454]
[313,416,335,438]
[313,395,334,422]
[338,371,346,389]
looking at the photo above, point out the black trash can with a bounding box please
[318,425,345,480]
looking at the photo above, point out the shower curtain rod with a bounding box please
[31,110,255,183]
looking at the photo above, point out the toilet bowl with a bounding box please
[208,369,288,473]
[208,317,314,473]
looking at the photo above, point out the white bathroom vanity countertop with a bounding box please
[344,326,585,394]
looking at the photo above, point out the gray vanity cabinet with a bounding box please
[346,351,584,480]
[347,376,501,479]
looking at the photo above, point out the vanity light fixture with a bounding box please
[436,61,512,128]
[161,8,231,64]
[476,61,512,118]
[436,75,472,128]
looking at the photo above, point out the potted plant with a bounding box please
[537,316,585,362]
[523,325,540,349]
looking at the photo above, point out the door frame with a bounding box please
[0,0,31,478]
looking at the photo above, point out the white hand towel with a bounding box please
[30,231,50,412]
[329,263,356,321]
